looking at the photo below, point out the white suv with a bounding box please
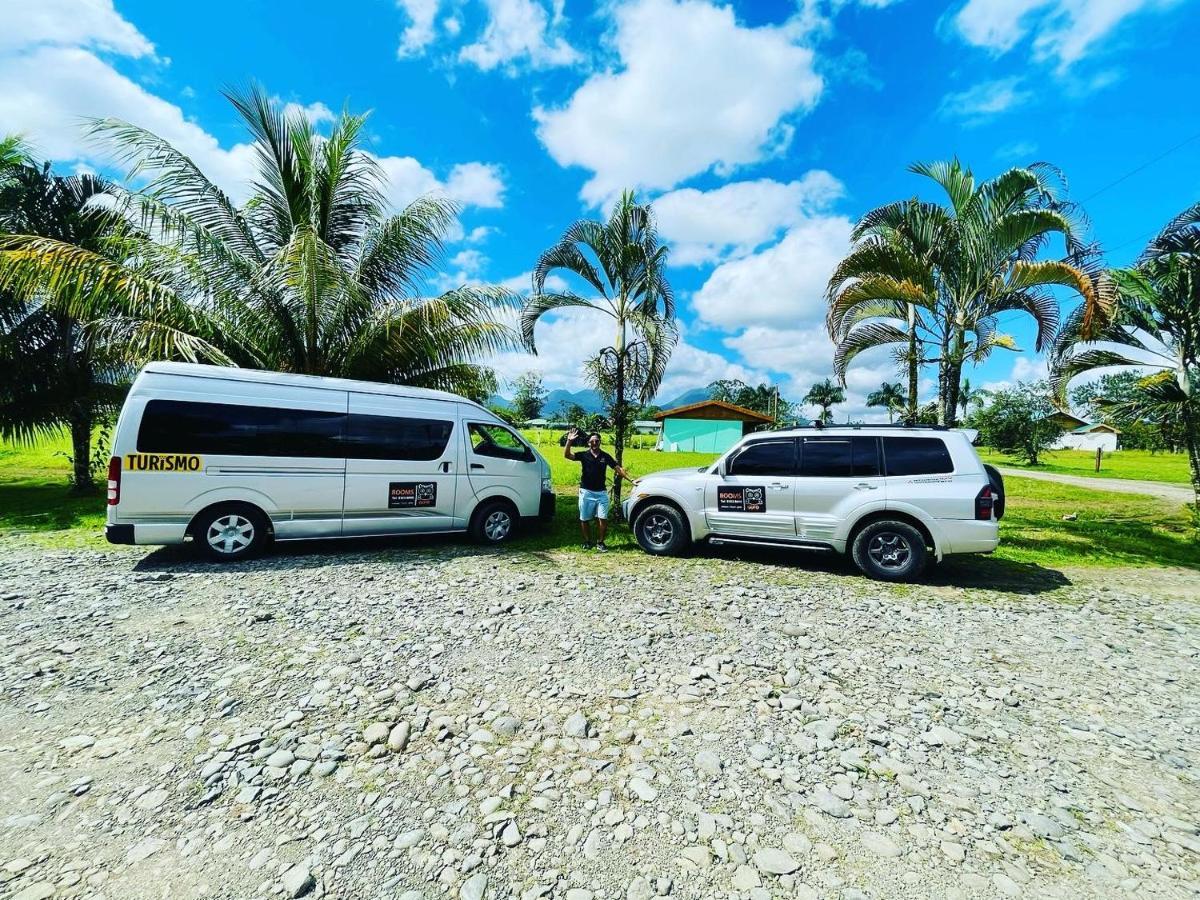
[621,426,1003,581]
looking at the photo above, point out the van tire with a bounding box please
[632,503,691,556]
[471,500,517,545]
[851,519,927,582]
[191,503,271,562]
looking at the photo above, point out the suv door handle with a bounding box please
[470,463,485,470]
[854,482,879,490]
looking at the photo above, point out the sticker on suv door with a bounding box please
[718,485,765,512]
[389,482,437,508]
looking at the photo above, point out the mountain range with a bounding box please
[488,386,710,416]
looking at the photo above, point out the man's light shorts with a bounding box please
[578,488,610,521]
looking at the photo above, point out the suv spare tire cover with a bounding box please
[983,464,1005,519]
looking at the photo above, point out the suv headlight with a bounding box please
[541,477,553,492]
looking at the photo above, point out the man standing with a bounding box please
[564,427,636,552]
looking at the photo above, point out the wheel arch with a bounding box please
[470,494,520,525]
[628,494,690,531]
[846,509,939,560]
[186,499,274,539]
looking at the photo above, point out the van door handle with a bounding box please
[470,463,485,470]
[854,483,879,490]
[439,461,451,473]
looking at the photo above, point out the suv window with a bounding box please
[469,423,532,461]
[138,399,344,458]
[800,436,880,477]
[883,437,954,475]
[728,440,796,476]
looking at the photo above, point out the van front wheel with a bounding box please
[192,504,270,562]
[471,500,517,545]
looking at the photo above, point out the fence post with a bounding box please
[1095,447,1102,472]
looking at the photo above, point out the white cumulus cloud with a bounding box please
[459,0,581,72]
[0,0,156,57]
[534,0,824,205]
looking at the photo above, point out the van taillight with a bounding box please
[107,456,121,506]
[975,485,994,520]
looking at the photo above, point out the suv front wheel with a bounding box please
[633,503,691,556]
[851,520,928,582]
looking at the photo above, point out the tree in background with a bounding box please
[510,370,547,422]
[827,159,1092,426]
[707,379,793,422]
[957,378,989,422]
[973,381,1063,465]
[523,191,677,515]
[1053,202,1200,514]
[0,160,129,493]
[0,87,518,401]
[866,382,904,423]
[486,403,521,427]
[804,378,845,424]
[1070,371,1184,451]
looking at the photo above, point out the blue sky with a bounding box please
[2,0,1198,417]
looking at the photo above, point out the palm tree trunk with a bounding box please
[611,317,627,520]
[68,406,95,495]
[906,304,918,424]
[1180,398,1200,525]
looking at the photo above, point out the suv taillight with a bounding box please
[975,485,994,521]
[107,455,121,506]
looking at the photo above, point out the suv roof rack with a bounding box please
[772,423,951,431]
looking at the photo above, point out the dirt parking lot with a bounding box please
[1,536,1198,900]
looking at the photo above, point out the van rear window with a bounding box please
[138,400,344,458]
[882,437,954,475]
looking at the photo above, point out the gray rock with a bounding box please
[753,847,799,875]
[813,788,851,818]
[363,722,390,746]
[388,722,411,752]
[564,711,589,738]
[694,750,722,776]
[281,864,314,898]
[861,832,902,858]
[460,872,488,900]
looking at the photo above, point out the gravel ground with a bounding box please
[1,535,1198,900]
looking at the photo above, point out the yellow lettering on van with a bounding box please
[124,453,203,473]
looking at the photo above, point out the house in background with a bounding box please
[1046,410,1120,451]
[654,400,774,453]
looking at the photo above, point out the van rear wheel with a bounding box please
[192,504,270,562]
[471,500,517,545]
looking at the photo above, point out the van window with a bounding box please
[138,400,343,457]
[343,414,454,461]
[800,437,880,477]
[883,437,954,475]
[728,440,796,476]
[468,423,531,461]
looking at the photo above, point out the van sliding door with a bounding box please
[341,394,460,535]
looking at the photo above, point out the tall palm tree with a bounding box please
[804,378,845,424]
[0,162,129,492]
[827,159,1094,426]
[866,382,904,423]
[0,87,517,399]
[522,191,677,513]
[0,135,32,174]
[1052,202,1200,515]
[957,378,988,420]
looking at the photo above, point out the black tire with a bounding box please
[632,503,691,556]
[191,503,271,562]
[851,520,928,582]
[983,464,1006,519]
[471,500,517,545]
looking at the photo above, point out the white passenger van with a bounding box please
[106,363,555,560]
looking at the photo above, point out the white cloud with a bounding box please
[459,0,581,72]
[0,0,156,57]
[938,76,1031,123]
[372,155,505,216]
[654,171,844,266]
[691,214,854,330]
[980,354,1049,393]
[445,161,505,208]
[950,0,1180,70]
[281,100,336,125]
[396,0,442,57]
[534,0,824,205]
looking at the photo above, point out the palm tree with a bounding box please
[0,162,129,492]
[804,378,845,424]
[827,159,1094,426]
[866,382,904,423]
[522,191,677,513]
[0,87,517,399]
[0,135,32,174]
[1052,202,1200,515]
[957,378,989,420]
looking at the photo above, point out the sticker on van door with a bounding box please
[718,485,765,512]
[389,482,437,508]
[125,453,203,472]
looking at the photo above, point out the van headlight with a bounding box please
[541,477,553,492]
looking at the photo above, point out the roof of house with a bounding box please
[653,399,775,424]
[1045,409,1121,434]
[1070,422,1121,434]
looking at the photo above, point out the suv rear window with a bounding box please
[883,437,954,475]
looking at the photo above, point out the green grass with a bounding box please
[3,432,1196,571]
[978,448,1192,484]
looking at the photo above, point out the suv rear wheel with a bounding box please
[633,503,691,556]
[851,520,927,582]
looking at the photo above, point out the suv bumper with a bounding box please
[945,519,1000,554]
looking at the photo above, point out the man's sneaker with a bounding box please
[596,542,609,553]
[583,542,594,551]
